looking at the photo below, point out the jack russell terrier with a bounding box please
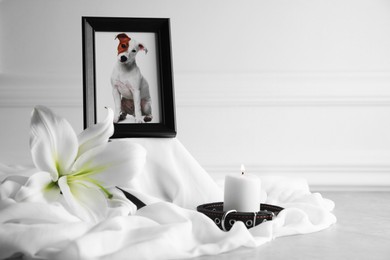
[111,33,153,123]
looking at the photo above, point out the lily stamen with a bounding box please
[67,175,113,199]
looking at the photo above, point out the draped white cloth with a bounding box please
[0,138,336,260]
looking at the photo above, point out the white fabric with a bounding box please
[0,138,336,260]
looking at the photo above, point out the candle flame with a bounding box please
[241,164,245,175]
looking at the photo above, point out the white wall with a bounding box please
[1,0,390,189]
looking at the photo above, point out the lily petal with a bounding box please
[58,176,108,222]
[14,172,61,203]
[106,188,137,217]
[30,106,78,180]
[77,108,114,157]
[71,141,146,188]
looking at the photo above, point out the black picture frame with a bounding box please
[82,17,176,138]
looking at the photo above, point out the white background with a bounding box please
[1,0,390,189]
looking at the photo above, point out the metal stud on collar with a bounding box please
[221,210,237,231]
[252,212,257,228]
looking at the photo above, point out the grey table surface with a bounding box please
[188,191,390,260]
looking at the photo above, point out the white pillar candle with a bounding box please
[223,165,261,212]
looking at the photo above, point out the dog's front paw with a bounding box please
[119,113,127,121]
[114,112,127,123]
[113,113,121,123]
[144,115,153,122]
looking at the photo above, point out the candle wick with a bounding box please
[241,171,244,175]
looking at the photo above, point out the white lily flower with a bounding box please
[14,106,146,222]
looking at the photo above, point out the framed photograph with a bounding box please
[82,17,176,138]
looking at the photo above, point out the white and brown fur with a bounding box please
[111,33,152,123]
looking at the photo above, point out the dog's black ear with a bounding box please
[115,33,131,41]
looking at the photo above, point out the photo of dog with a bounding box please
[94,31,161,126]
[111,33,153,123]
